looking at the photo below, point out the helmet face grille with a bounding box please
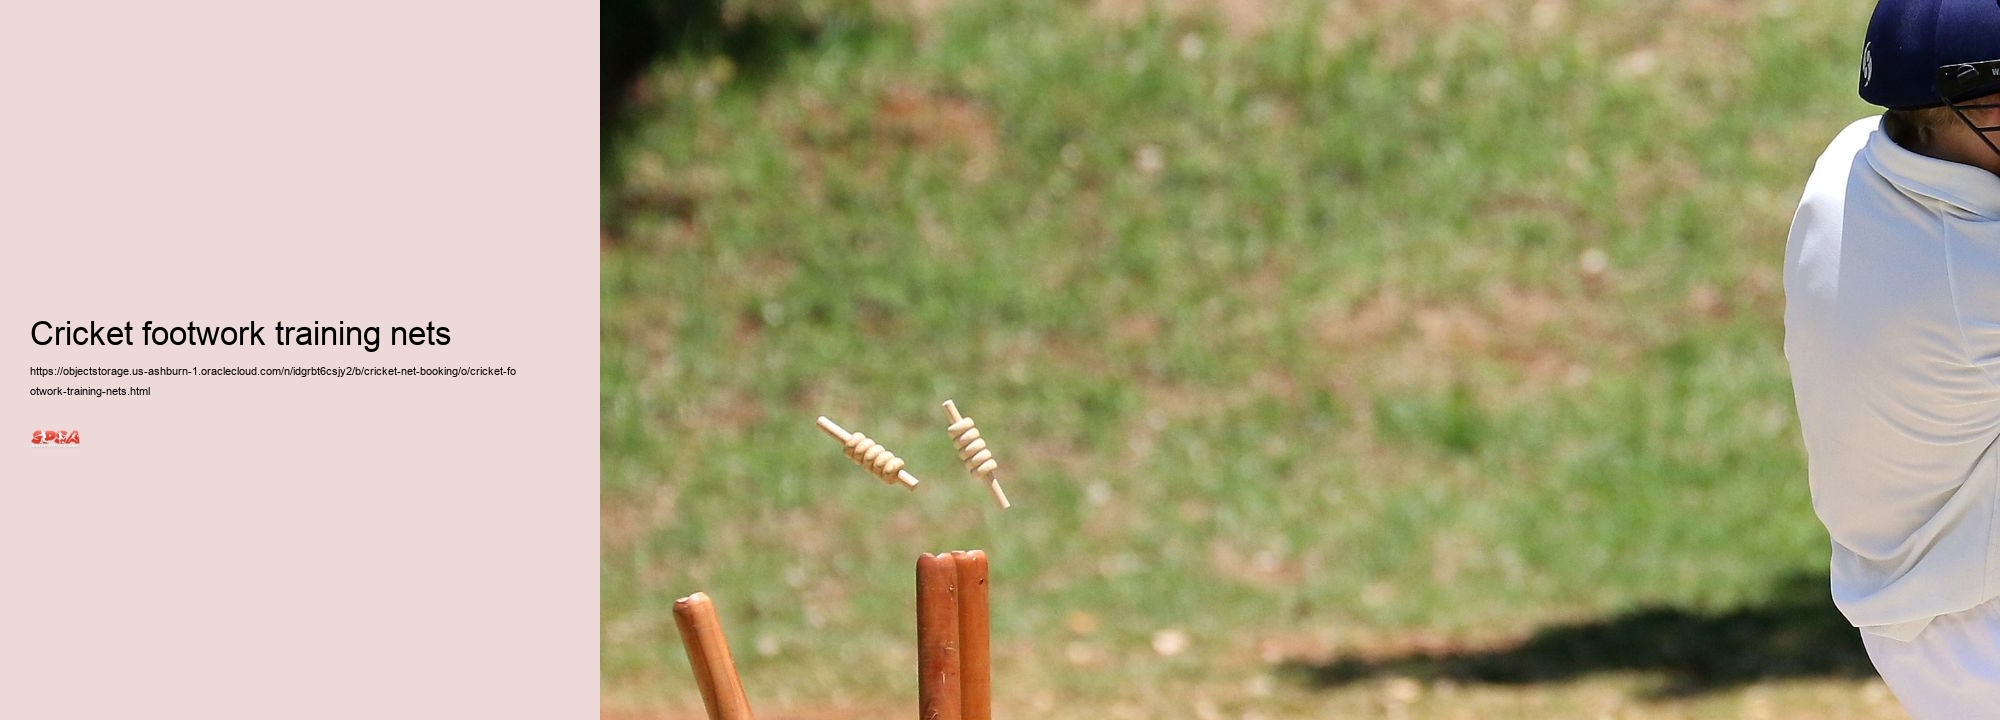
[1944,92,2000,163]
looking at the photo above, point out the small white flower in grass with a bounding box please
[1136,144,1166,175]
[1179,33,1206,61]
[1578,247,1609,278]
[1151,628,1190,657]
[1385,676,1422,704]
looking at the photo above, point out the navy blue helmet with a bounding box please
[1860,0,2000,109]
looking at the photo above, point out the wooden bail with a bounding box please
[816,416,920,489]
[673,592,757,720]
[917,553,963,720]
[951,550,991,720]
[942,401,1010,509]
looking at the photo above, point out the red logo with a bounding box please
[30,430,79,445]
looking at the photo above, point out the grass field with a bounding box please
[601,1,1899,717]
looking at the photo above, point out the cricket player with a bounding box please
[1785,0,2000,715]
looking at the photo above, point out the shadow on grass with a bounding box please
[602,0,861,153]
[1282,572,1875,698]
[602,0,837,125]
[601,1,868,236]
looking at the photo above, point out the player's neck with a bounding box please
[1915,124,2000,178]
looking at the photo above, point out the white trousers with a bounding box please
[1863,596,2000,719]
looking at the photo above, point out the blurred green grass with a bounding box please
[602,0,1882,716]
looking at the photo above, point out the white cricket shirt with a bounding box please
[1785,116,2000,641]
